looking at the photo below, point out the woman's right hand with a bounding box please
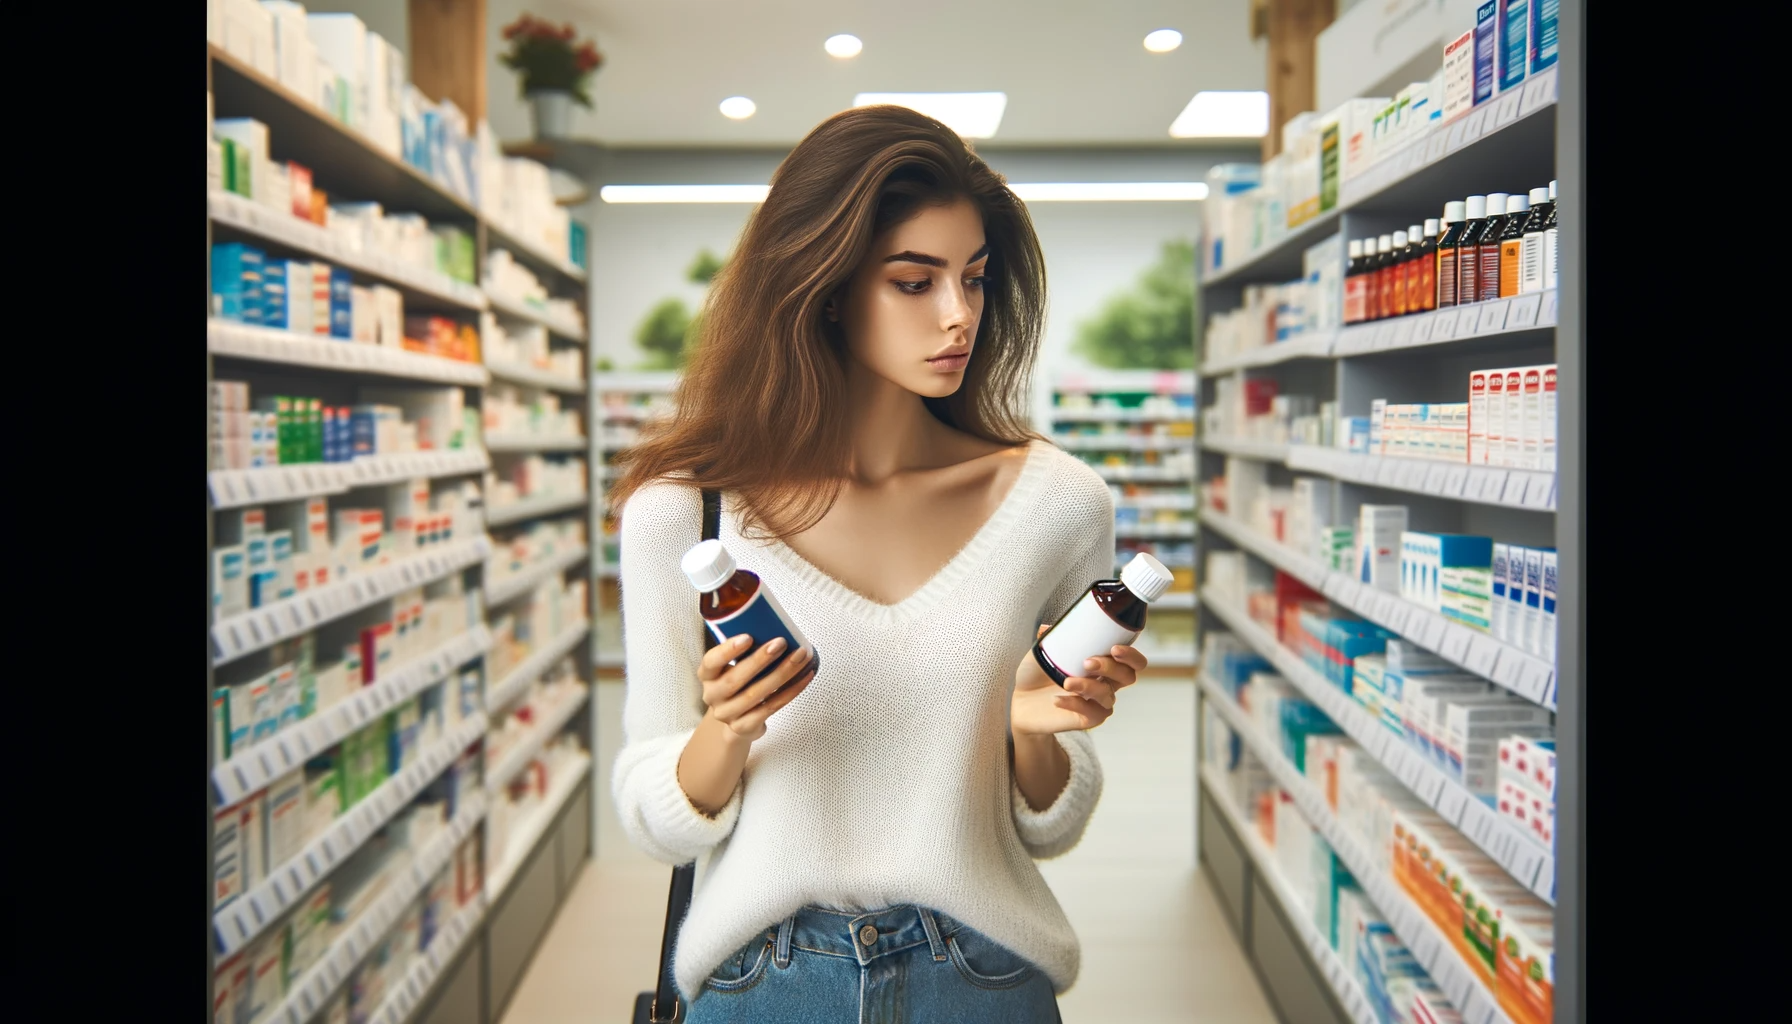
[698,635,815,744]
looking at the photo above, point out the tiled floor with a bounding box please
[500,678,1278,1024]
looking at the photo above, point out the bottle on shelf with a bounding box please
[1344,239,1368,324]
[1455,196,1490,307]
[1375,234,1395,320]
[1544,180,1559,290]
[1363,237,1383,322]
[1476,192,1510,303]
[1389,229,1410,318]
[1436,201,1468,308]
[1401,225,1422,315]
[1413,219,1439,313]
[1498,193,1530,298]
[1519,187,1551,294]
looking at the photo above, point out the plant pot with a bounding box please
[529,90,574,138]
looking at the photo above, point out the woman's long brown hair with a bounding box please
[609,104,1048,540]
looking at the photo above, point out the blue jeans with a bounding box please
[686,904,1063,1024]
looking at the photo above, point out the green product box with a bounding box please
[222,138,252,198]
[1318,122,1341,213]
[305,398,323,463]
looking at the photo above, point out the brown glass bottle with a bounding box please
[1363,237,1383,321]
[1455,196,1491,305]
[1436,202,1468,307]
[1389,230,1411,317]
[1413,219,1439,312]
[1374,235,1395,320]
[1033,553,1172,686]
[684,539,819,690]
[1475,193,1509,303]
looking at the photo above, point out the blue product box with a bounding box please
[211,243,265,324]
[1279,698,1340,772]
[1474,1,1498,105]
[1437,534,1494,569]
[1530,0,1558,72]
[1499,0,1529,93]
[329,268,353,339]
[351,408,376,457]
[569,220,588,269]
[261,258,289,331]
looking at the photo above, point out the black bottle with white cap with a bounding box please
[1031,552,1175,686]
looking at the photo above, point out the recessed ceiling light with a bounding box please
[852,92,1007,138]
[719,96,757,120]
[825,34,862,58]
[1144,29,1183,53]
[1168,91,1269,137]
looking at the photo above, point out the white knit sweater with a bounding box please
[611,441,1115,999]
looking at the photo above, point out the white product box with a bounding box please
[1541,364,1558,473]
[1481,367,1506,467]
[1357,505,1409,593]
[1541,549,1558,663]
[213,545,248,622]
[1468,370,1490,464]
[213,802,243,909]
[239,790,267,892]
[1501,368,1525,468]
[373,285,404,348]
[1519,365,1544,470]
[1490,543,1511,643]
[350,285,376,343]
[1521,547,1546,655]
[305,13,368,124]
[1502,545,1528,642]
[266,770,306,868]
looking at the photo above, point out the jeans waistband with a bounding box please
[771,905,967,969]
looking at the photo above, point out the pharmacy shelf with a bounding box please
[594,371,682,393]
[1331,291,1558,360]
[1197,676,1515,1024]
[1200,594,1555,907]
[209,190,487,311]
[1054,434,1194,453]
[485,546,591,607]
[1133,639,1197,668]
[367,895,487,1024]
[486,686,592,793]
[1197,765,1378,1024]
[211,537,491,667]
[485,622,593,712]
[485,291,586,342]
[212,628,494,808]
[1048,407,1195,424]
[485,219,589,284]
[1115,522,1196,539]
[1116,493,1196,511]
[1155,591,1198,611]
[1199,437,1290,461]
[257,793,487,1024]
[485,359,588,393]
[212,713,489,959]
[484,433,589,454]
[209,320,490,386]
[484,492,589,528]
[1203,208,1342,288]
[1285,446,1557,512]
[209,449,491,509]
[597,562,619,580]
[486,751,593,900]
[1089,464,1194,483]
[1200,329,1339,377]
[1198,509,1556,708]
[207,44,475,224]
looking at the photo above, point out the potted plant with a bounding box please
[499,14,603,138]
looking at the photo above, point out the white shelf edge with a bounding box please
[485,751,592,900]
[261,792,487,1024]
[484,359,588,393]
[211,537,490,667]
[1200,329,1339,377]
[1053,435,1196,453]
[1329,290,1558,359]
[1196,764,1379,1024]
[1199,437,1291,461]
[1199,592,1555,906]
[209,450,490,510]
[485,622,592,712]
[1090,465,1195,483]
[485,221,589,283]
[1197,677,1516,1024]
[212,627,494,808]
[1154,591,1199,610]
[1048,408,1195,424]
[486,686,591,793]
[595,648,625,669]
[212,714,489,960]
[483,433,588,453]
[209,191,488,310]
[483,492,589,528]
[485,547,591,607]
[1198,509,1556,709]
[370,894,488,1024]
[592,371,682,393]
[484,291,586,341]
[1285,445,1557,512]
[1115,523,1197,540]
[208,321,490,386]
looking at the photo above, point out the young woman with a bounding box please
[609,104,1147,1023]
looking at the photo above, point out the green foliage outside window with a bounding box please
[1071,239,1198,370]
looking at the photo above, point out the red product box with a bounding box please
[288,162,313,220]
[1244,379,1279,418]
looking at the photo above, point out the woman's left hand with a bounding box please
[1011,624,1149,736]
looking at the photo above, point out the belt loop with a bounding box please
[917,908,948,962]
[775,914,795,969]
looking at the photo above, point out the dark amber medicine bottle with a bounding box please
[682,539,818,688]
[1032,552,1174,686]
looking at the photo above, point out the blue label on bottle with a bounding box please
[705,587,817,684]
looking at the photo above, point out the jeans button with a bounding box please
[858,924,878,946]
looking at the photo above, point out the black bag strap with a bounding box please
[649,488,721,1022]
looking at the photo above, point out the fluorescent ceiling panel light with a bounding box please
[719,96,757,119]
[1169,90,1269,137]
[600,185,771,203]
[1008,182,1208,202]
[853,92,1007,138]
[1143,29,1183,53]
[825,33,862,58]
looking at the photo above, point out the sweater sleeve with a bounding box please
[1012,472,1115,858]
[609,481,744,865]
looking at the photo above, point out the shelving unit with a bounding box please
[1193,31,1580,1024]
[592,372,681,672]
[208,34,596,1023]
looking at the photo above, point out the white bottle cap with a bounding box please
[1506,195,1530,215]
[1529,187,1549,205]
[1348,239,1364,258]
[1424,218,1439,236]
[1377,234,1392,253]
[1486,192,1509,217]
[1445,200,1467,222]
[1407,225,1423,242]
[1392,229,1408,248]
[1549,179,1557,199]
[681,539,737,592]
[1465,195,1487,219]
[1120,552,1174,603]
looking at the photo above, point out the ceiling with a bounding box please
[501,0,1267,147]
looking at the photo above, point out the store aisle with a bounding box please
[500,678,1277,1024]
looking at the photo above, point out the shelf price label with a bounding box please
[1443,465,1469,496]
[1431,309,1459,341]
[1476,299,1512,334]
[1507,292,1544,328]
[1408,314,1436,346]
[1522,473,1556,509]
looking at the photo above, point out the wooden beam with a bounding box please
[1261,0,1334,162]
[408,0,486,123]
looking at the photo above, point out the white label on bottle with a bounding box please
[1038,590,1141,678]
